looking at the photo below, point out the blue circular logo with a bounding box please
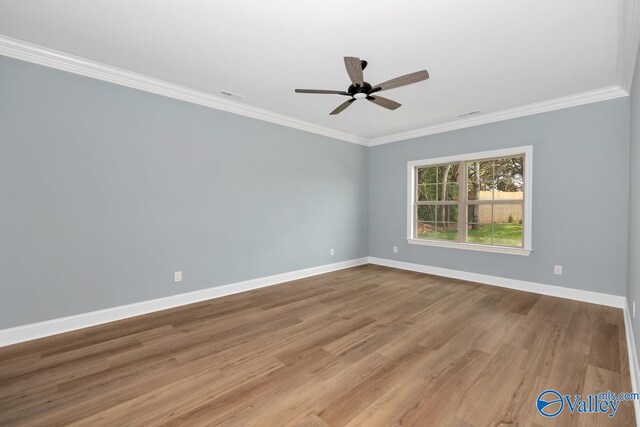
[536,389,564,418]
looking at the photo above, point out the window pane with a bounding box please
[466,223,492,244]
[416,222,436,239]
[494,181,523,201]
[417,166,437,184]
[438,204,458,223]
[492,223,523,247]
[492,203,523,225]
[494,157,524,182]
[436,183,458,201]
[467,181,479,201]
[492,204,523,247]
[444,183,459,201]
[467,204,492,244]
[467,160,493,182]
[418,183,438,201]
[467,204,492,225]
[417,205,437,222]
[468,181,495,201]
[437,163,459,184]
[436,222,458,241]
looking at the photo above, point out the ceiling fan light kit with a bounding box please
[295,56,429,115]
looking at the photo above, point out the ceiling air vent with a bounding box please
[456,110,480,118]
[220,90,245,101]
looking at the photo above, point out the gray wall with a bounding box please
[628,47,640,358]
[369,98,630,296]
[0,56,369,328]
[0,53,634,330]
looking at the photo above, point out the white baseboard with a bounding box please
[368,257,626,308]
[623,301,640,426]
[0,257,368,348]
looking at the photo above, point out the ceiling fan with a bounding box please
[295,57,429,115]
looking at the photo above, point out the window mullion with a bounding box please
[414,167,418,239]
[459,161,466,243]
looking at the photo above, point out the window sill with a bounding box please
[406,238,532,256]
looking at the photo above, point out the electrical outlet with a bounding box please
[634,301,636,319]
[174,271,182,282]
[553,265,562,275]
[330,248,335,256]
[393,246,398,253]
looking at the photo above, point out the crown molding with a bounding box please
[0,36,632,148]
[0,36,368,146]
[617,0,640,93]
[368,85,628,146]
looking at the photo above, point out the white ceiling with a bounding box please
[0,1,625,141]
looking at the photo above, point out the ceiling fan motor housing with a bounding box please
[348,82,374,95]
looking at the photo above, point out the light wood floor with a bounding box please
[0,265,634,426]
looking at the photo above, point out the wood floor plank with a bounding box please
[582,365,635,426]
[589,322,621,373]
[563,302,595,355]
[455,344,530,425]
[0,265,634,426]
[397,348,492,426]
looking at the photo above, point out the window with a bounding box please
[407,146,532,255]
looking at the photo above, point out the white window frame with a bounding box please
[407,146,532,256]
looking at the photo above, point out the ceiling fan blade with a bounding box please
[367,95,401,110]
[295,89,348,95]
[373,70,429,92]
[330,99,355,115]
[344,57,364,86]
